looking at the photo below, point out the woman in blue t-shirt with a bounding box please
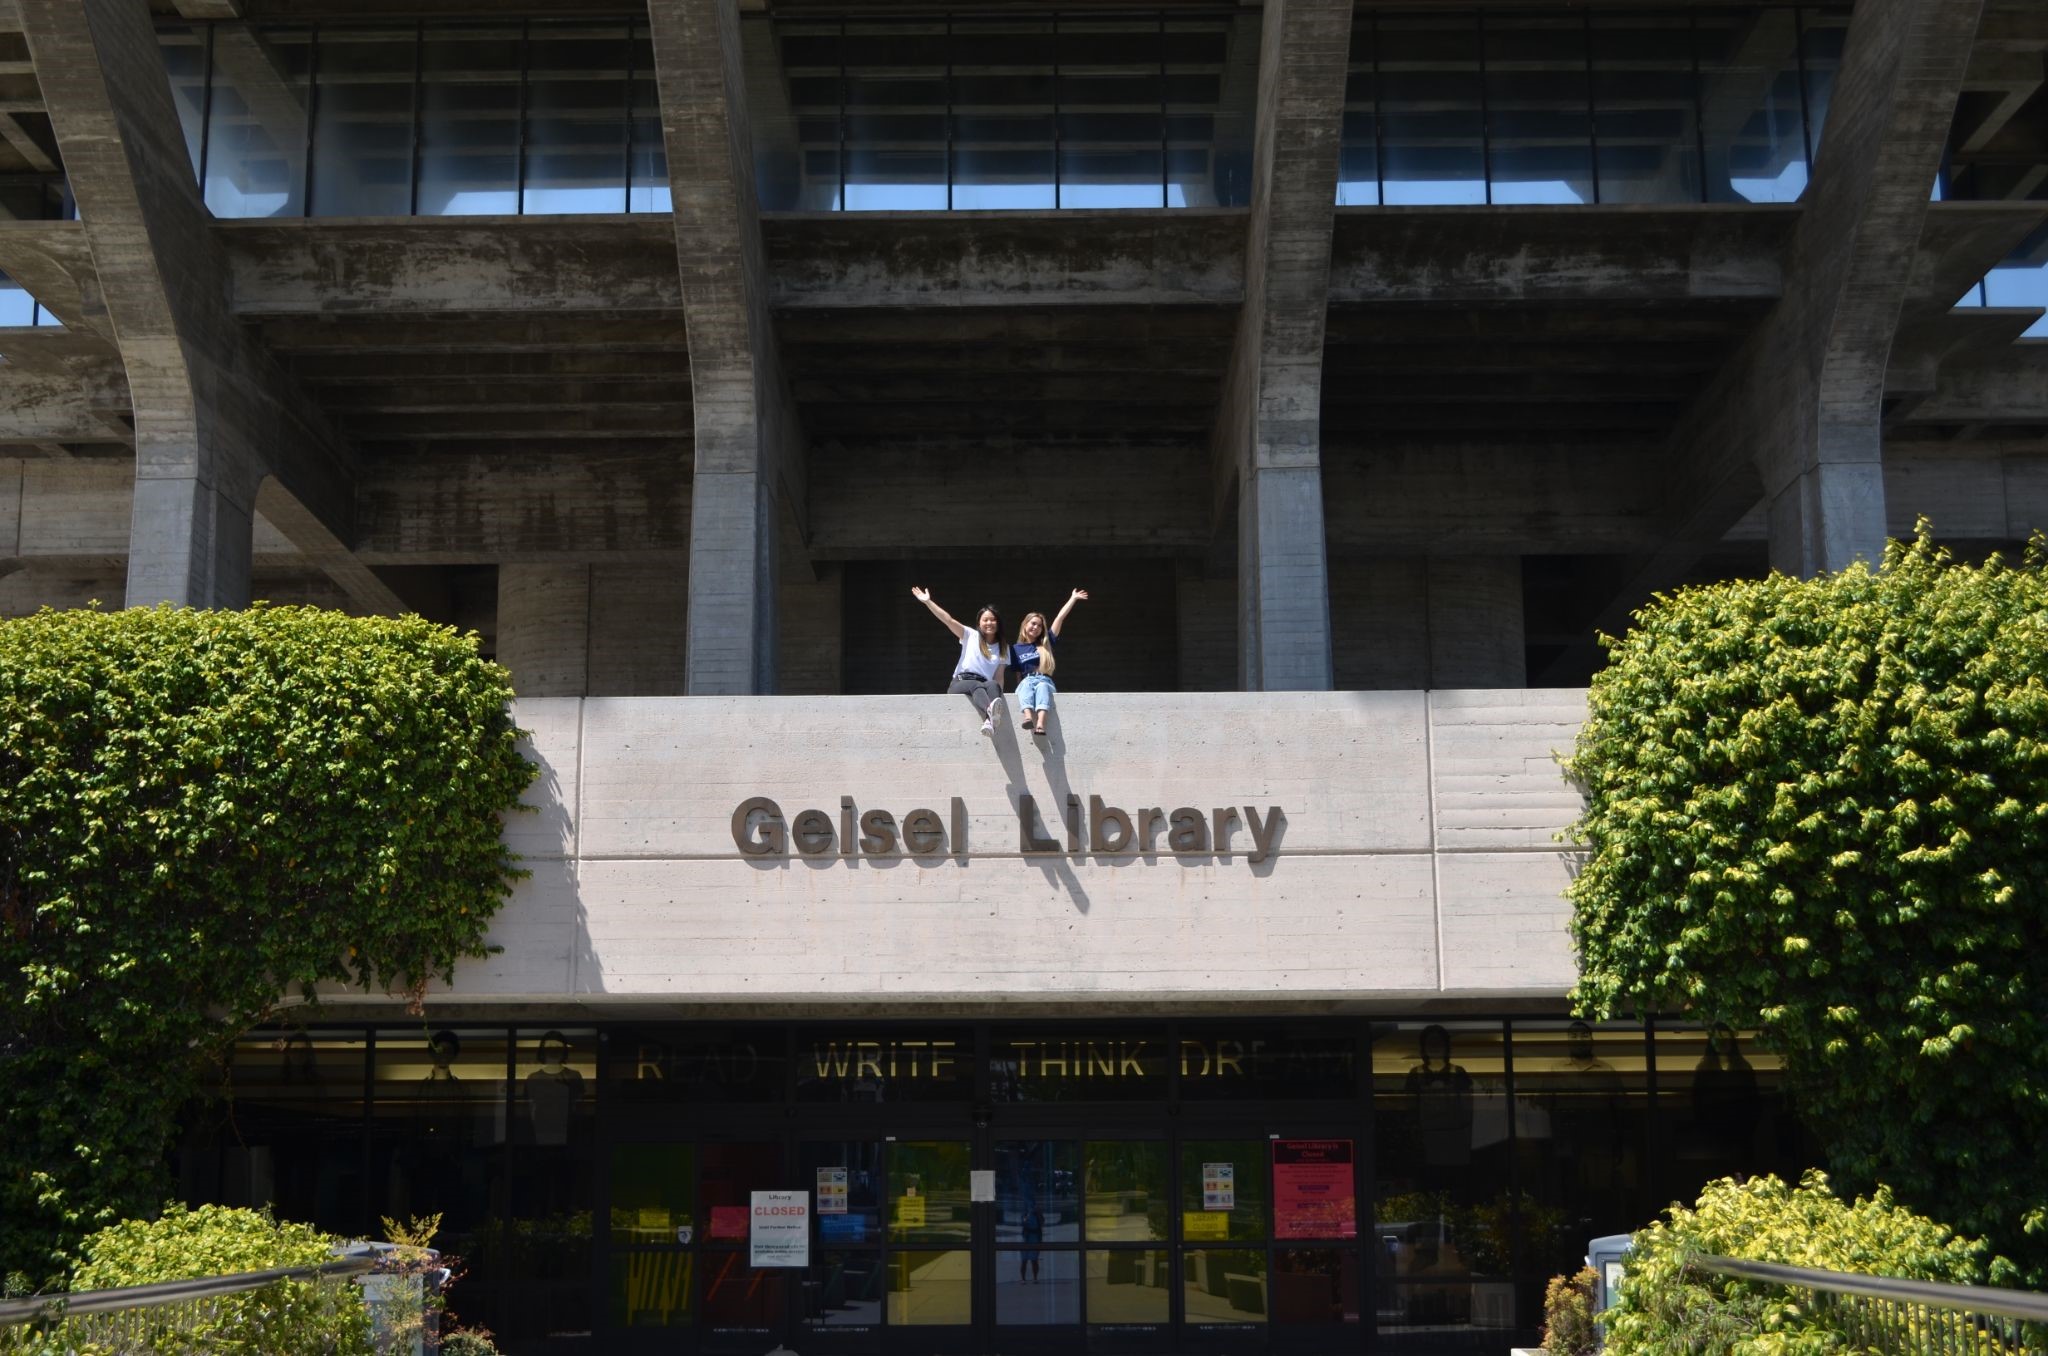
[1011,588,1087,738]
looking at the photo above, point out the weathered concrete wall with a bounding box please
[411,689,1586,1007]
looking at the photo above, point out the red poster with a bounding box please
[1272,1139,1356,1240]
[709,1205,750,1240]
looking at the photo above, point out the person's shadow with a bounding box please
[991,713,1090,912]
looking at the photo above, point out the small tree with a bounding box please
[1564,532,2048,1279]
[0,606,533,1284]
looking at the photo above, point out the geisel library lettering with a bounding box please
[1,0,2044,1350]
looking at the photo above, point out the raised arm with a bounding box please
[911,586,967,639]
[1049,587,1088,637]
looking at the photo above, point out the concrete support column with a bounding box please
[126,471,252,610]
[1210,0,1352,691]
[1768,458,1889,576]
[497,565,591,698]
[648,0,808,696]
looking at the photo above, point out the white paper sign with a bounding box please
[970,1170,996,1203]
[1202,1162,1235,1211]
[817,1167,849,1215]
[750,1190,810,1267]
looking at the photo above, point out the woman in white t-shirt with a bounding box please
[910,587,1008,736]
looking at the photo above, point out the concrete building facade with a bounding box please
[0,0,2043,1350]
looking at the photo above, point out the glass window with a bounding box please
[805,1139,884,1246]
[702,1140,782,1246]
[843,21,947,211]
[1485,15,1593,205]
[417,24,521,215]
[1083,1141,1168,1242]
[1509,1023,1653,1291]
[1059,19,1164,209]
[175,1029,369,1238]
[523,23,629,214]
[1179,1140,1266,1242]
[804,1250,884,1327]
[605,1027,785,1104]
[888,1140,972,1245]
[771,22,840,211]
[1085,1249,1169,1324]
[951,18,1055,211]
[996,1250,1081,1324]
[310,26,416,218]
[1798,9,1852,162]
[1378,15,1484,206]
[796,1029,971,1102]
[1273,1249,1362,1326]
[1372,1022,1520,1336]
[991,1027,1168,1101]
[1166,17,1250,208]
[1592,13,1702,204]
[613,1251,694,1327]
[889,1250,972,1325]
[203,25,310,218]
[610,1143,695,1245]
[701,1251,786,1331]
[1179,1024,1360,1100]
[1654,1023,1815,1207]
[493,1027,596,1345]
[1185,1249,1267,1325]
[1338,20,1379,206]
[996,1140,1082,1243]
[161,24,209,182]
[1698,9,1808,202]
[627,23,670,214]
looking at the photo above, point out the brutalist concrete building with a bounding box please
[0,0,2042,1351]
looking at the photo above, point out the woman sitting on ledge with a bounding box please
[911,586,1007,736]
[1012,588,1087,738]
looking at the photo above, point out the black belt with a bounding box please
[955,671,994,682]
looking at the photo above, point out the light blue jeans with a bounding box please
[1017,673,1057,712]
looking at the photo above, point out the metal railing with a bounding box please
[1690,1253,2048,1356]
[0,1249,417,1354]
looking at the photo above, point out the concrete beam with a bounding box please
[1900,345,2048,422]
[1328,205,1791,305]
[649,0,805,696]
[21,0,387,613]
[1210,0,1351,692]
[0,220,112,338]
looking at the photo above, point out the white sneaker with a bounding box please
[980,718,994,736]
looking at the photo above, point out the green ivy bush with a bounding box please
[0,606,533,1285]
[1564,532,2048,1278]
[1605,1172,2011,1356]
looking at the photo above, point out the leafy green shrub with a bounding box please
[1564,531,2048,1278]
[2,1204,373,1356]
[1605,1172,2011,1356]
[0,606,533,1283]
[440,1330,502,1356]
[1543,1267,1600,1356]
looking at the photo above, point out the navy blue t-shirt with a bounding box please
[1009,635,1055,677]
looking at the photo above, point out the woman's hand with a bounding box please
[1051,588,1087,637]
[911,586,931,603]
[1069,588,1089,604]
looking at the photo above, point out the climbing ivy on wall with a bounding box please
[1563,530,2048,1282]
[0,605,533,1287]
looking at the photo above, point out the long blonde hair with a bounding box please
[1017,613,1055,676]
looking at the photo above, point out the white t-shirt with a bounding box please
[955,627,1004,680]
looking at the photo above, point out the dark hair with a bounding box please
[972,605,1003,662]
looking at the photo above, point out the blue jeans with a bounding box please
[1017,673,1056,711]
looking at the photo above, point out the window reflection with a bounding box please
[202,25,309,218]
[310,26,414,217]
[843,21,947,211]
[952,19,1055,211]
[1699,9,1808,202]
[523,23,630,215]
[1485,16,1593,205]
[1592,14,1702,204]
[1378,15,1486,206]
[417,25,520,216]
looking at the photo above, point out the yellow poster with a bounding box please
[1183,1210,1230,1240]
[895,1196,927,1229]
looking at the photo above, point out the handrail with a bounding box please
[1690,1253,2048,1326]
[0,1256,378,1328]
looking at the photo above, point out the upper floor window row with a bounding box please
[1343,7,1849,207]
[158,14,1259,219]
